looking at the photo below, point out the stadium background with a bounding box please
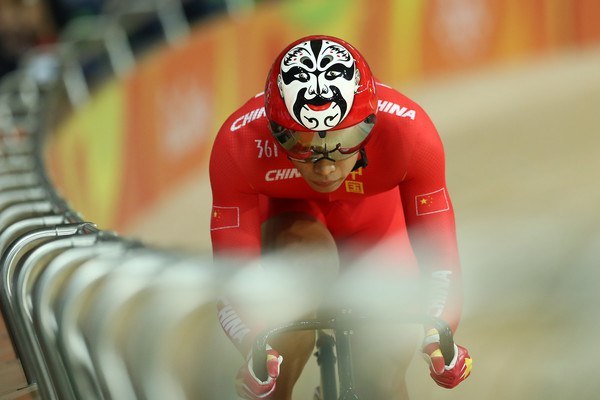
[2,0,600,399]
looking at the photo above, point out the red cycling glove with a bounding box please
[422,328,472,389]
[236,345,283,399]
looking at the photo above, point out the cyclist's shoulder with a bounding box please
[368,82,440,163]
[374,81,426,124]
[375,80,421,105]
[214,92,269,144]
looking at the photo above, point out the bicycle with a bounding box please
[252,308,455,400]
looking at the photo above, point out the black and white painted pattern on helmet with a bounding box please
[277,39,359,131]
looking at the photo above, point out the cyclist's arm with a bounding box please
[398,112,462,332]
[209,128,264,355]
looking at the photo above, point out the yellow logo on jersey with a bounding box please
[345,180,364,194]
[345,167,364,194]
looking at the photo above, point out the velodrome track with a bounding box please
[123,44,600,399]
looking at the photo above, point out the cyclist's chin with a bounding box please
[307,179,343,193]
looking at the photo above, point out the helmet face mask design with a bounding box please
[265,35,378,163]
[277,39,359,132]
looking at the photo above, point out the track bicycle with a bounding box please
[252,308,455,400]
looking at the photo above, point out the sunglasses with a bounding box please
[269,114,376,163]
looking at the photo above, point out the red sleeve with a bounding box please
[209,123,262,258]
[398,107,463,332]
[209,121,266,354]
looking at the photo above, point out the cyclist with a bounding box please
[209,35,472,399]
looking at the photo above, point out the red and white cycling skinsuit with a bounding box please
[209,82,462,351]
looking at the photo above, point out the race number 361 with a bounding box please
[255,139,279,158]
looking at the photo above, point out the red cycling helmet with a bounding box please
[264,35,378,162]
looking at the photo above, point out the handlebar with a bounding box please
[251,313,455,382]
[252,319,327,382]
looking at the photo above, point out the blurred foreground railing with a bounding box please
[0,1,246,399]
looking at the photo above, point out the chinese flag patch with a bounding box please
[211,206,240,230]
[415,188,449,216]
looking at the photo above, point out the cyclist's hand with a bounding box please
[422,328,472,389]
[235,345,283,399]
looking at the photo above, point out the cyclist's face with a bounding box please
[289,153,359,193]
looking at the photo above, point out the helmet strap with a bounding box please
[351,148,368,172]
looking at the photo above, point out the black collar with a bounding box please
[351,148,368,171]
